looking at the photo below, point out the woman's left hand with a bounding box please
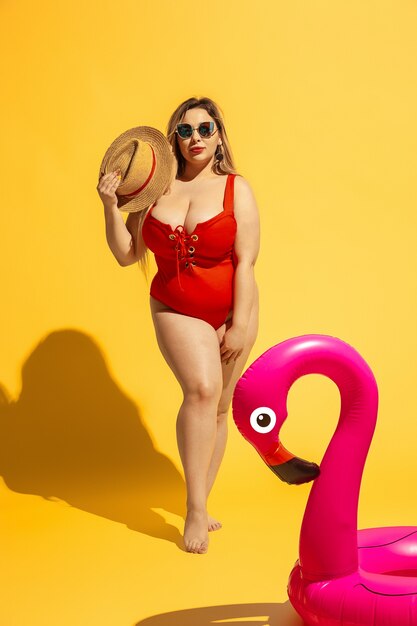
[220,325,246,364]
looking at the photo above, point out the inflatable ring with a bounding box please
[232,334,417,626]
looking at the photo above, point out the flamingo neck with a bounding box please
[282,339,378,580]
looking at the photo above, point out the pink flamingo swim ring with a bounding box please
[232,334,417,626]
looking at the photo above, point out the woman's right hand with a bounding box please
[97,170,121,209]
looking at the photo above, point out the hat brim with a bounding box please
[99,126,177,213]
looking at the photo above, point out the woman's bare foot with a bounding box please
[208,514,222,532]
[184,510,209,554]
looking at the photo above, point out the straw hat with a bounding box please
[98,126,177,212]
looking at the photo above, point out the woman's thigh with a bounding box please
[215,282,260,414]
[149,296,223,399]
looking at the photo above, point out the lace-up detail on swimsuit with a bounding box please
[168,226,198,291]
[141,173,238,330]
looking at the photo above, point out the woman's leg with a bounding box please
[150,297,223,554]
[206,283,260,529]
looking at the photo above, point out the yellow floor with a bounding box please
[0,444,307,626]
[1,344,416,626]
[1,341,415,626]
[2,424,416,626]
[0,373,417,626]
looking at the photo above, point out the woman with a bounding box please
[97,97,260,554]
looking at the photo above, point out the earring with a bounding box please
[215,144,224,162]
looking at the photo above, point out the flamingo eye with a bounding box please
[249,407,277,434]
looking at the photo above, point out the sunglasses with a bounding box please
[175,121,218,139]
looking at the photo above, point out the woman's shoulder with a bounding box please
[232,173,255,195]
[232,174,258,219]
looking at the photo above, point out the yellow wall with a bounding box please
[1,1,417,625]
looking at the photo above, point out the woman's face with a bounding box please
[175,107,222,168]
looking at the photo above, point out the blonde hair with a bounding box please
[136,96,238,279]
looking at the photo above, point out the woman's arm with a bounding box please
[231,175,260,330]
[104,205,142,266]
[98,170,143,266]
[219,176,259,363]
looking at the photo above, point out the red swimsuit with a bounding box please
[141,173,238,330]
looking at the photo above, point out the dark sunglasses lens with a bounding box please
[177,124,192,138]
[199,122,214,137]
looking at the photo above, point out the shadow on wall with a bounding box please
[135,601,303,626]
[0,329,185,547]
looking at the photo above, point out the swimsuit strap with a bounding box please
[224,173,237,213]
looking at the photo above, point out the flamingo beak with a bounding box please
[262,441,320,485]
[268,457,320,485]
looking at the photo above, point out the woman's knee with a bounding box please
[183,379,223,404]
[216,408,229,424]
